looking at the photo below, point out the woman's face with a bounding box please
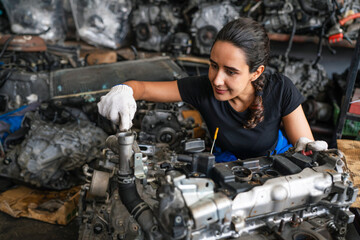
[209,41,258,101]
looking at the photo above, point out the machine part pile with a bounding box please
[0,0,359,50]
[0,56,187,113]
[267,56,329,99]
[78,130,357,240]
[258,0,359,41]
[0,111,107,190]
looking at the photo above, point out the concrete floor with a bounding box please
[0,205,359,240]
[0,211,79,240]
[0,177,79,240]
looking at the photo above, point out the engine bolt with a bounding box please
[93,223,103,234]
[175,216,182,224]
[3,158,11,165]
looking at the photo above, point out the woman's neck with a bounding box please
[228,86,255,112]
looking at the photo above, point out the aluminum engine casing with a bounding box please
[78,131,357,240]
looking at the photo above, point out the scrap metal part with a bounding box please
[132,3,183,52]
[191,1,240,55]
[0,56,187,112]
[0,111,107,189]
[268,57,329,99]
[0,35,47,52]
[78,130,357,240]
[1,0,67,41]
[50,56,188,100]
[70,0,132,49]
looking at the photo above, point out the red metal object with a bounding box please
[301,150,313,156]
[329,33,344,43]
[339,13,360,26]
[0,35,47,52]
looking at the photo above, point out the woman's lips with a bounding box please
[215,88,227,94]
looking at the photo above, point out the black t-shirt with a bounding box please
[177,72,304,159]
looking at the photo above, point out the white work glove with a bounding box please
[294,137,328,152]
[97,84,137,131]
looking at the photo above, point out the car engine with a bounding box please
[70,0,132,49]
[78,129,357,240]
[190,1,239,55]
[1,0,67,41]
[260,0,358,36]
[267,57,329,99]
[131,2,183,52]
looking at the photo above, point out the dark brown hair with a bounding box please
[214,17,270,129]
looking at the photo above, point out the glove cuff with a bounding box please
[111,84,134,96]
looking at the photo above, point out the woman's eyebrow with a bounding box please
[224,66,239,72]
[209,58,217,64]
[210,58,239,72]
[210,59,239,71]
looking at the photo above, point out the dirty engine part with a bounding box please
[70,0,132,49]
[1,0,67,42]
[0,111,107,189]
[78,130,357,240]
[190,1,239,55]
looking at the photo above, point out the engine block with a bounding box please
[78,131,357,240]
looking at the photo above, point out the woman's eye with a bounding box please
[227,70,235,75]
[211,64,218,69]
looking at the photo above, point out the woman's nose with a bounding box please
[213,71,225,86]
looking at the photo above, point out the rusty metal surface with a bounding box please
[0,35,47,52]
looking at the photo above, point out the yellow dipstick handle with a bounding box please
[210,127,219,154]
[214,127,219,140]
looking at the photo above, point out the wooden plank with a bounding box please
[337,139,360,208]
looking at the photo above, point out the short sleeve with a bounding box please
[177,75,211,108]
[281,75,305,116]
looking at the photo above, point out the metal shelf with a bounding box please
[268,33,356,48]
[335,29,360,140]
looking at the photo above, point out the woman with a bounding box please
[98,17,324,161]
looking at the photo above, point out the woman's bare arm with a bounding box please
[282,105,314,145]
[124,80,182,102]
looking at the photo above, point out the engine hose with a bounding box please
[297,0,319,14]
[313,12,335,67]
[263,0,284,9]
[118,182,159,240]
[0,35,15,59]
[284,13,297,62]
[118,182,143,212]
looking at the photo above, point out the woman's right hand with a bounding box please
[294,137,328,152]
[97,84,137,131]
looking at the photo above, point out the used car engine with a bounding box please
[78,130,357,240]
[190,1,239,55]
[131,2,183,52]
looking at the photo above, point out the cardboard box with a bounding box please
[349,88,360,115]
[0,185,80,225]
[337,139,360,208]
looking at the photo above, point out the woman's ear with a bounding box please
[251,65,265,81]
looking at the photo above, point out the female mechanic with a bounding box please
[97,17,327,162]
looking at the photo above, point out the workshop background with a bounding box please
[0,0,359,240]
